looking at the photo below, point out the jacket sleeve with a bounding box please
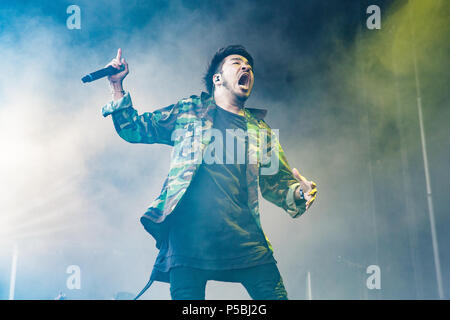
[102,92,180,145]
[258,121,307,218]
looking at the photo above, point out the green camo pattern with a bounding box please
[102,91,306,250]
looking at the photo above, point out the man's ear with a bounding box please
[213,73,222,86]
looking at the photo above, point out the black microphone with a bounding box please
[81,65,123,83]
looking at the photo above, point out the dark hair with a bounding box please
[203,45,254,95]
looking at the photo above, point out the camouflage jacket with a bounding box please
[102,91,306,250]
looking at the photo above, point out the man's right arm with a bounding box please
[102,93,180,145]
[102,48,179,145]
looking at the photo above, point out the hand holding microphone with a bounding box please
[81,48,130,101]
[81,48,129,84]
[105,48,129,84]
[106,48,129,100]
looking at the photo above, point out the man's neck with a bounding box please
[213,90,246,116]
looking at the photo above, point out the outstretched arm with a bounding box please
[103,96,180,145]
[101,48,180,145]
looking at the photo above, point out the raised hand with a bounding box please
[105,48,129,84]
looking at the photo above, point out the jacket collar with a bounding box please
[200,91,268,121]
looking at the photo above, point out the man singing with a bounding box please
[102,45,317,300]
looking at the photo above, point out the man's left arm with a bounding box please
[258,125,317,218]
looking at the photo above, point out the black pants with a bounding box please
[169,263,288,300]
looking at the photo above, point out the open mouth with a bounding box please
[238,73,250,89]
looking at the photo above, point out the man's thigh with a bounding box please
[169,266,208,300]
[169,264,288,300]
[240,263,288,300]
